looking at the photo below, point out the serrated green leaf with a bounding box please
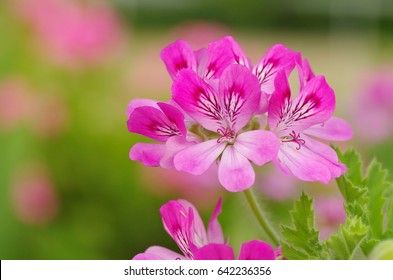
[281,193,322,259]
[326,216,368,259]
[335,148,365,204]
[365,159,389,238]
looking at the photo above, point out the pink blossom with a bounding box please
[315,196,346,239]
[133,199,224,260]
[352,68,393,142]
[258,167,299,201]
[11,164,59,225]
[127,99,193,168]
[172,65,279,192]
[193,240,276,260]
[16,0,124,66]
[267,60,352,183]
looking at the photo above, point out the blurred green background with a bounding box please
[1,0,393,259]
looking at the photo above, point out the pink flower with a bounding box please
[172,64,279,192]
[193,240,276,260]
[267,60,352,183]
[127,99,192,168]
[17,0,124,66]
[133,199,224,260]
[315,196,346,239]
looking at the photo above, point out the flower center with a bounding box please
[281,130,306,150]
[217,127,235,144]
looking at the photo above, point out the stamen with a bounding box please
[282,130,306,150]
[179,210,187,218]
[217,127,235,144]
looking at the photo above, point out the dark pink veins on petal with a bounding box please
[194,87,223,122]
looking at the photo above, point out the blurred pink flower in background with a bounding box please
[352,67,393,143]
[16,0,125,66]
[11,164,59,225]
[314,196,346,239]
[258,167,300,201]
[0,78,30,131]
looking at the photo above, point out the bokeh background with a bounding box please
[1,0,393,259]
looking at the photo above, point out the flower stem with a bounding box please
[243,188,280,247]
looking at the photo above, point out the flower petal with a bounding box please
[160,136,195,169]
[218,146,255,192]
[207,198,224,244]
[129,143,165,167]
[276,134,345,184]
[126,98,159,117]
[178,199,208,248]
[234,130,279,166]
[127,105,183,142]
[160,40,197,80]
[157,102,187,136]
[253,44,300,95]
[133,246,186,260]
[298,59,315,90]
[193,244,235,260]
[304,116,353,141]
[172,69,224,132]
[174,139,226,175]
[218,64,261,133]
[238,240,276,260]
[202,36,249,79]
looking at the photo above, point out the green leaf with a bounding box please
[335,148,365,204]
[365,159,390,238]
[281,193,322,259]
[326,216,368,260]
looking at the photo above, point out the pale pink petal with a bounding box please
[160,40,197,80]
[194,244,235,260]
[178,199,208,247]
[127,105,183,142]
[132,253,164,260]
[160,136,196,169]
[234,130,279,166]
[202,36,249,79]
[195,48,209,77]
[174,139,226,175]
[238,240,275,260]
[126,98,159,117]
[298,59,315,90]
[172,69,223,132]
[253,44,300,95]
[207,198,224,244]
[304,116,353,142]
[218,146,255,192]
[276,134,345,184]
[141,246,186,260]
[218,64,261,132]
[129,143,165,167]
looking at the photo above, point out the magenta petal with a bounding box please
[174,139,226,175]
[160,40,197,80]
[129,143,165,166]
[253,44,300,95]
[203,36,249,79]
[132,253,165,260]
[234,130,279,166]
[127,105,183,142]
[126,98,159,117]
[172,69,223,132]
[218,146,255,192]
[207,198,224,244]
[304,116,353,141]
[157,102,187,136]
[194,244,235,260]
[178,199,208,247]
[218,64,261,132]
[238,240,275,260]
[268,70,292,131]
[298,59,315,90]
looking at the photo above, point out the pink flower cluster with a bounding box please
[133,199,277,260]
[127,36,352,192]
